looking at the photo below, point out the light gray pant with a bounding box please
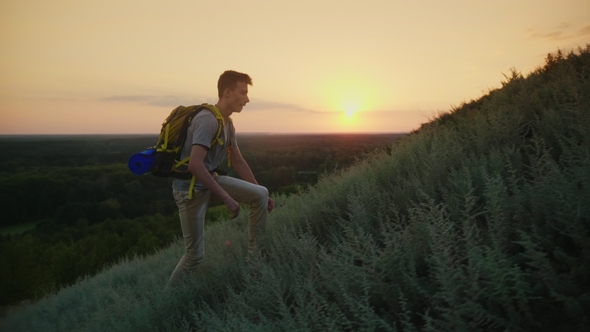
[168,175,268,286]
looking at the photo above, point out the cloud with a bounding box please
[542,31,566,41]
[100,95,153,102]
[100,94,326,113]
[100,95,209,108]
[528,23,590,41]
[15,96,78,102]
[146,96,207,107]
[577,25,590,37]
[247,100,325,113]
[529,29,569,41]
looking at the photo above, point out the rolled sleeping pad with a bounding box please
[128,148,156,175]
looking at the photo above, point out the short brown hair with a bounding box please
[217,70,253,98]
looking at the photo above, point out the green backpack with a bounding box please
[152,103,230,195]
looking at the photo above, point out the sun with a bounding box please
[321,78,376,115]
[341,102,360,125]
[344,103,357,118]
[317,75,381,130]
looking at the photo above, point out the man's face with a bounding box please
[226,81,250,113]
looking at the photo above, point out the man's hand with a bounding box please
[267,197,274,213]
[223,196,240,219]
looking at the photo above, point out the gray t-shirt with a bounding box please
[172,109,237,191]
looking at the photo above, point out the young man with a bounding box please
[168,70,274,286]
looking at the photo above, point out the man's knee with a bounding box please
[251,185,268,206]
[258,185,269,199]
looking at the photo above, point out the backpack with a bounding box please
[151,103,229,180]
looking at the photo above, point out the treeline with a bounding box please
[0,135,156,172]
[0,133,402,228]
[1,214,177,305]
[0,133,403,306]
[0,165,175,229]
[238,133,403,192]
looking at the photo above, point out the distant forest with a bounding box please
[0,133,404,306]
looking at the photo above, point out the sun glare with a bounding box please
[344,102,358,118]
[316,75,382,131]
[321,78,377,112]
[341,102,359,125]
[335,86,367,126]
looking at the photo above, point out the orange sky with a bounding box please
[1,0,589,134]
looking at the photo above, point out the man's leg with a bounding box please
[216,176,268,255]
[168,189,211,287]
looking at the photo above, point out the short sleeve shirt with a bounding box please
[172,110,237,191]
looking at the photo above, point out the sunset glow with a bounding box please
[1,0,589,134]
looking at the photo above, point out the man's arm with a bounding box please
[187,144,240,218]
[229,145,274,213]
[228,145,258,184]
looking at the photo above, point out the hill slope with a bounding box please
[2,45,589,331]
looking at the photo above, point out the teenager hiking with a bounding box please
[168,70,274,287]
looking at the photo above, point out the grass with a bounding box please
[1,45,589,331]
[0,222,37,236]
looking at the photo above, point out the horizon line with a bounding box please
[0,131,410,137]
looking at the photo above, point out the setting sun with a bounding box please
[318,77,380,131]
[340,107,359,129]
[344,102,358,118]
[320,76,379,115]
[341,98,359,125]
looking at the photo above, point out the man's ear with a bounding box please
[223,87,232,98]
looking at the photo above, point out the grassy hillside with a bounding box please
[2,45,589,331]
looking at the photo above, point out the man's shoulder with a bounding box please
[194,108,216,120]
[191,109,218,127]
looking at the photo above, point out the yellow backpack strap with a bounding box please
[163,123,170,150]
[156,123,171,152]
[226,117,233,167]
[188,176,196,199]
[199,104,226,147]
[186,104,224,199]
[175,156,190,169]
[213,121,224,146]
[202,104,233,167]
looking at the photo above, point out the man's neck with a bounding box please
[215,102,232,122]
